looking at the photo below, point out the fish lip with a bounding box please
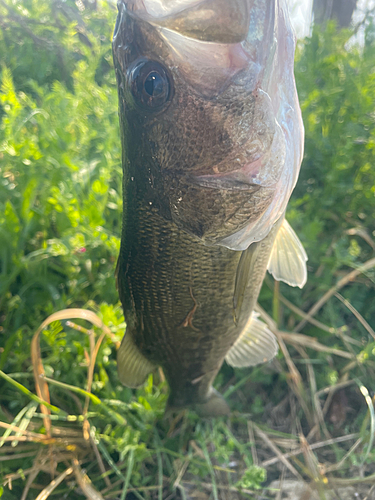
[189,173,262,191]
[189,155,277,191]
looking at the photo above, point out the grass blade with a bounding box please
[0,402,36,448]
[0,370,64,415]
[35,467,73,500]
[200,440,218,500]
[357,381,375,466]
[120,448,134,500]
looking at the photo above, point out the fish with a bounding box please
[112,0,307,417]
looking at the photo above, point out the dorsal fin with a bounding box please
[225,312,278,368]
[267,219,308,288]
[117,333,156,388]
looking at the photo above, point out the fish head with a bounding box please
[113,0,304,249]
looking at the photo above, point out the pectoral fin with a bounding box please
[225,312,278,368]
[233,242,261,323]
[117,333,156,388]
[267,219,308,288]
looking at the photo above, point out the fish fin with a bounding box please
[117,333,156,388]
[233,243,261,323]
[192,388,230,418]
[267,218,308,288]
[225,312,278,368]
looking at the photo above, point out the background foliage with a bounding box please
[1,1,375,499]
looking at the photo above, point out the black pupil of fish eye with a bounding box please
[144,72,163,97]
[130,60,171,109]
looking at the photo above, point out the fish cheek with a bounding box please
[142,83,277,241]
[140,110,221,238]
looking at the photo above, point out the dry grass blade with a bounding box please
[104,486,159,498]
[255,303,277,330]
[252,423,303,481]
[334,292,375,340]
[181,479,256,496]
[190,439,205,459]
[21,448,46,500]
[0,421,49,441]
[247,420,258,466]
[64,320,106,421]
[279,331,353,359]
[35,309,115,337]
[201,440,218,500]
[346,226,375,250]
[278,293,336,334]
[256,305,314,427]
[26,308,119,495]
[327,472,375,487]
[299,434,328,494]
[35,467,74,500]
[324,437,363,473]
[31,330,52,438]
[0,451,37,462]
[4,465,46,488]
[317,381,359,431]
[72,459,105,500]
[357,382,375,465]
[82,330,107,449]
[21,468,43,500]
[313,381,356,442]
[276,335,314,427]
[89,427,112,489]
[261,433,360,467]
[295,257,375,332]
[363,484,375,500]
[11,402,38,448]
[0,436,47,444]
[31,308,115,442]
[275,468,287,500]
[173,459,190,489]
[320,380,354,419]
[0,402,37,448]
[294,346,321,439]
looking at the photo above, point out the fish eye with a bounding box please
[128,59,172,110]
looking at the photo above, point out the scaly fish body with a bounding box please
[113,0,305,416]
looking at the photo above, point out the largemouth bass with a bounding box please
[113,0,307,416]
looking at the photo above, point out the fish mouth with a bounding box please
[189,155,277,191]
